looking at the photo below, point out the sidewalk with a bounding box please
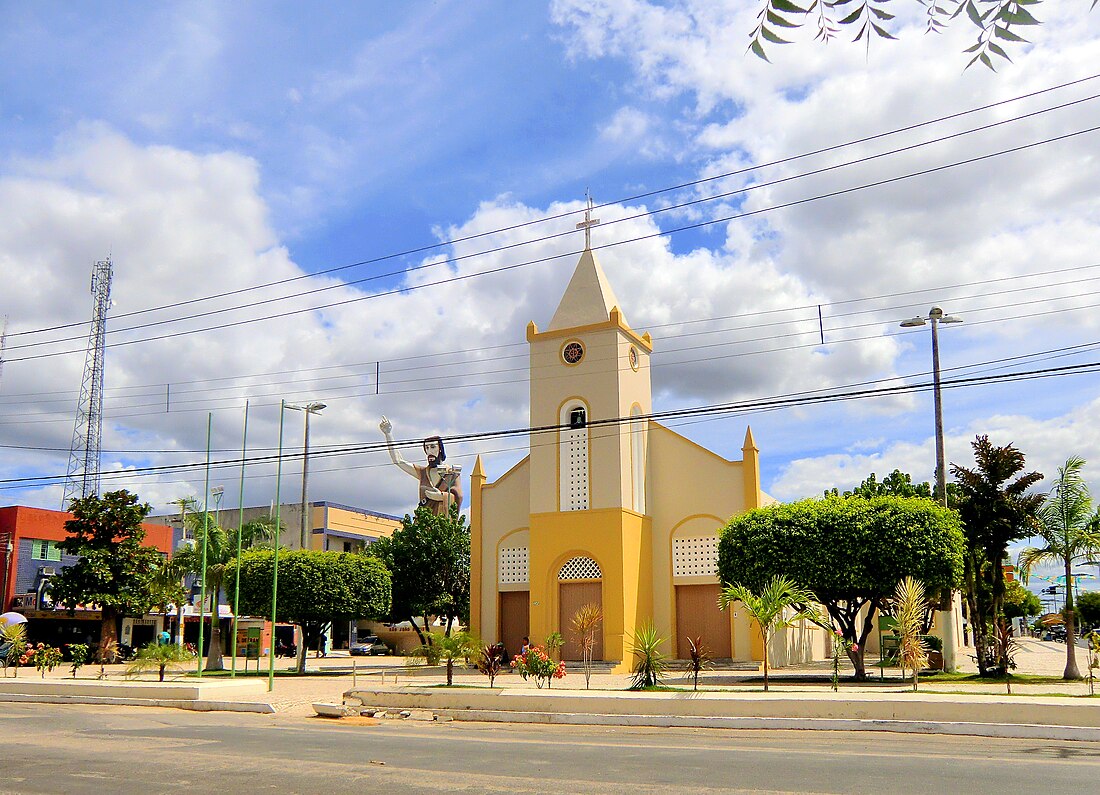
[4,638,1096,732]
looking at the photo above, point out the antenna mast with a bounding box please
[0,315,8,393]
[63,257,113,508]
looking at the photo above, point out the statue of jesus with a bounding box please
[379,416,462,515]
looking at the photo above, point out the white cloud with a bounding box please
[0,128,918,516]
[771,397,1100,502]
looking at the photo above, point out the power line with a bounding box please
[10,72,1098,343]
[6,258,1100,406]
[4,279,1099,426]
[9,121,1100,365]
[4,354,1099,491]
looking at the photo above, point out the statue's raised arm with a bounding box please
[379,415,417,478]
[379,416,463,515]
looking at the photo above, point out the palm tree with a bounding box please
[173,510,278,671]
[952,435,1043,676]
[1018,457,1100,680]
[720,575,820,691]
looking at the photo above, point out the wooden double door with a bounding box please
[559,580,603,661]
[675,583,732,659]
[499,591,529,662]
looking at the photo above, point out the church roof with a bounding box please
[547,249,624,331]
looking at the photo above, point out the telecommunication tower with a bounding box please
[63,257,113,508]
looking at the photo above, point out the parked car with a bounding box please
[349,635,389,656]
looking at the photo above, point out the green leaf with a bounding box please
[979,51,996,71]
[853,20,868,41]
[838,6,863,24]
[870,7,895,21]
[761,26,793,44]
[767,10,801,27]
[871,21,897,39]
[987,41,1011,61]
[771,0,809,13]
[749,38,772,62]
[999,8,1041,26]
[965,0,987,26]
[962,40,983,53]
[993,25,1028,43]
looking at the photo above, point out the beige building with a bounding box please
[470,245,829,671]
[150,500,400,553]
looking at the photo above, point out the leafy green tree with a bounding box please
[748,0,1062,70]
[825,468,935,499]
[1018,457,1100,680]
[1002,580,1042,619]
[171,509,279,671]
[372,505,470,646]
[227,549,391,673]
[719,575,821,691]
[718,496,964,679]
[48,490,163,663]
[952,435,1043,676]
[1077,590,1100,629]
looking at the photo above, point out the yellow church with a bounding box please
[469,240,828,671]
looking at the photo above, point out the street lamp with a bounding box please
[285,402,326,550]
[900,306,963,506]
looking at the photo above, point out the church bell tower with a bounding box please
[523,198,654,668]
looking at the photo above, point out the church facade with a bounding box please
[469,247,828,669]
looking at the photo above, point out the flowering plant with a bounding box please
[23,643,64,679]
[510,645,566,689]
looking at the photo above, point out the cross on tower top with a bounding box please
[576,190,601,250]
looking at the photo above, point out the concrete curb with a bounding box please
[0,693,275,714]
[423,707,1100,741]
[345,686,1100,740]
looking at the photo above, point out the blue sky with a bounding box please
[2,1,1100,587]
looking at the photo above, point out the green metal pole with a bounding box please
[230,400,249,678]
[268,400,286,692]
[198,412,213,677]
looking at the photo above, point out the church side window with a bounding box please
[560,402,589,511]
[499,546,529,585]
[630,405,646,514]
[672,536,719,578]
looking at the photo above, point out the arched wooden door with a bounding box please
[559,581,602,661]
[557,555,604,661]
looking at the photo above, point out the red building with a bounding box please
[0,505,174,625]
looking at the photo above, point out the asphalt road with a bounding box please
[2,704,1099,794]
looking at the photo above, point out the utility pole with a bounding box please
[63,258,113,508]
[286,402,326,549]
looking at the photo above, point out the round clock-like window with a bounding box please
[628,346,639,371]
[562,341,585,364]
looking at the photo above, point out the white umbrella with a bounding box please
[0,612,28,626]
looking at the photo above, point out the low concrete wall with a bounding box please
[0,677,267,701]
[346,686,1100,730]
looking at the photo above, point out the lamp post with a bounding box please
[286,402,326,550]
[900,307,962,672]
[900,307,963,506]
